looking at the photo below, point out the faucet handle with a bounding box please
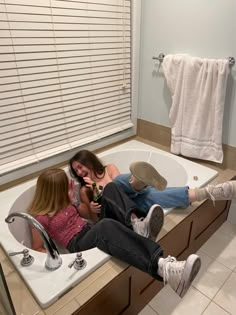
[9,248,34,267]
[68,252,87,270]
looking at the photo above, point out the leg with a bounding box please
[101,182,143,225]
[113,175,190,213]
[114,174,236,210]
[67,218,201,298]
[131,181,236,211]
[101,182,164,241]
[113,173,141,200]
[68,218,162,279]
[132,186,190,211]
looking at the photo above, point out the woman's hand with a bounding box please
[68,179,75,203]
[90,201,101,214]
[83,176,94,188]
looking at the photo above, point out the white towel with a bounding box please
[162,54,229,163]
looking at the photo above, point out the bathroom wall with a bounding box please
[138,0,236,147]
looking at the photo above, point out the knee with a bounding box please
[97,218,113,225]
[103,182,118,194]
[96,218,119,232]
[113,174,130,184]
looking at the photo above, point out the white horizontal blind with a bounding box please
[0,0,132,175]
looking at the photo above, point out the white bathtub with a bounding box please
[0,140,218,308]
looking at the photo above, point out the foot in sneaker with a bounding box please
[131,204,164,241]
[206,181,236,202]
[158,254,201,298]
[129,161,167,191]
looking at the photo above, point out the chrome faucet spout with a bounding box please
[5,212,62,271]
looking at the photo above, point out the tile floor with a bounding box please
[138,221,236,315]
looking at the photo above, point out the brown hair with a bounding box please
[69,150,105,186]
[28,168,71,216]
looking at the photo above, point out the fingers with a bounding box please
[83,176,93,184]
[84,177,94,189]
[90,201,101,213]
[69,179,75,202]
[69,179,75,189]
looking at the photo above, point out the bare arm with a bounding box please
[68,179,97,220]
[79,186,99,222]
[106,164,120,180]
[31,227,46,253]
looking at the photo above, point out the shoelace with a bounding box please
[131,217,144,230]
[134,217,144,223]
[161,256,176,285]
[207,185,224,205]
[132,217,149,237]
[161,256,185,287]
[206,186,216,204]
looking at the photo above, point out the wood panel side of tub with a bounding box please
[73,197,232,315]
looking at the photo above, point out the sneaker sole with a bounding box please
[130,161,167,191]
[148,205,164,241]
[176,254,201,298]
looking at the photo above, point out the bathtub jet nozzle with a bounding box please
[5,212,62,271]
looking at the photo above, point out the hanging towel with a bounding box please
[162,54,229,163]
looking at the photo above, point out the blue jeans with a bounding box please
[113,174,190,213]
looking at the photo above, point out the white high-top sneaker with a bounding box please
[131,204,164,241]
[206,181,236,202]
[158,254,201,298]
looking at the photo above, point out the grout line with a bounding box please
[212,300,232,315]
[211,270,233,300]
[148,304,160,315]
[142,224,236,315]
[199,297,212,315]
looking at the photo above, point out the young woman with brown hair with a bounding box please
[69,150,236,219]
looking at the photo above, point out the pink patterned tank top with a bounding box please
[35,205,88,248]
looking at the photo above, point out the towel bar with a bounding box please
[152,53,235,66]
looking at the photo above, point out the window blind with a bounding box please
[0,0,132,175]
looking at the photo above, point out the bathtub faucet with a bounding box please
[5,212,62,271]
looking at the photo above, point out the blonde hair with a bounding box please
[28,168,71,216]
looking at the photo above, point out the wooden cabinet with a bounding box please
[74,268,132,315]
[159,215,192,257]
[192,200,227,239]
[74,197,232,315]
